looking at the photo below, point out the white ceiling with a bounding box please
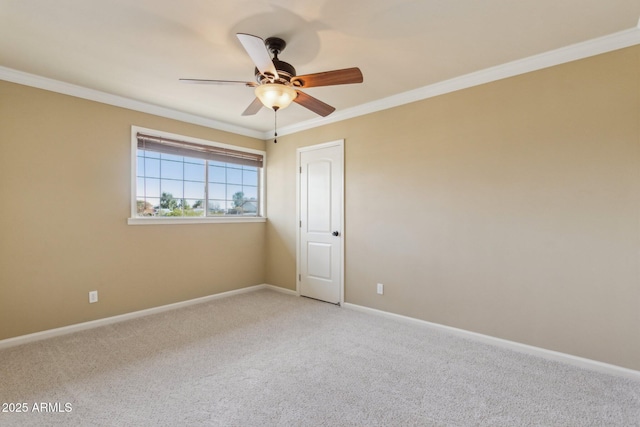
[1,0,639,137]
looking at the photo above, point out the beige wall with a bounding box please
[2,45,638,371]
[0,81,266,340]
[265,46,640,370]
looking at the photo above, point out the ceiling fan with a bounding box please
[180,33,363,118]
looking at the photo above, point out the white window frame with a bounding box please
[128,126,266,225]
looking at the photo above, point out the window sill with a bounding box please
[127,216,266,225]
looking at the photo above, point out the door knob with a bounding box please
[332,231,340,236]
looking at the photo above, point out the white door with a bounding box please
[298,141,343,304]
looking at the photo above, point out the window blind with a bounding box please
[137,133,263,168]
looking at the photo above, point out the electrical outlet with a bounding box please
[89,290,98,304]
[377,283,384,295]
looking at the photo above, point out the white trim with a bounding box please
[0,67,264,140]
[263,284,299,296]
[0,284,297,349]
[273,25,640,138]
[296,140,345,305]
[297,139,346,152]
[296,150,301,297]
[2,283,637,381]
[1,24,638,140]
[0,284,278,350]
[344,303,640,381]
[127,216,266,225]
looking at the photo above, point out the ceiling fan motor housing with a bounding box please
[255,59,296,84]
[254,37,296,84]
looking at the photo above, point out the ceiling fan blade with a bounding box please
[236,33,279,80]
[294,90,336,117]
[291,67,363,88]
[242,97,264,116]
[179,78,257,87]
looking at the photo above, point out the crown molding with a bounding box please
[273,24,640,139]
[2,22,639,142]
[0,66,265,140]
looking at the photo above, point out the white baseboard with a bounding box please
[344,302,640,381]
[0,284,291,350]
[5,285,635,382]
[263,284,299,296]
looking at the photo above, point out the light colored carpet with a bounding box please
[1,289,639,426]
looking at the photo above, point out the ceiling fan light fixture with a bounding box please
[181,34,362,118]
[255,83,297,111]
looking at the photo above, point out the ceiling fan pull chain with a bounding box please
[273,107,279,143]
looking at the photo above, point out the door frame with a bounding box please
[296,139,345,306]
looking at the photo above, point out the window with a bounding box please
[129,127,265,224]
